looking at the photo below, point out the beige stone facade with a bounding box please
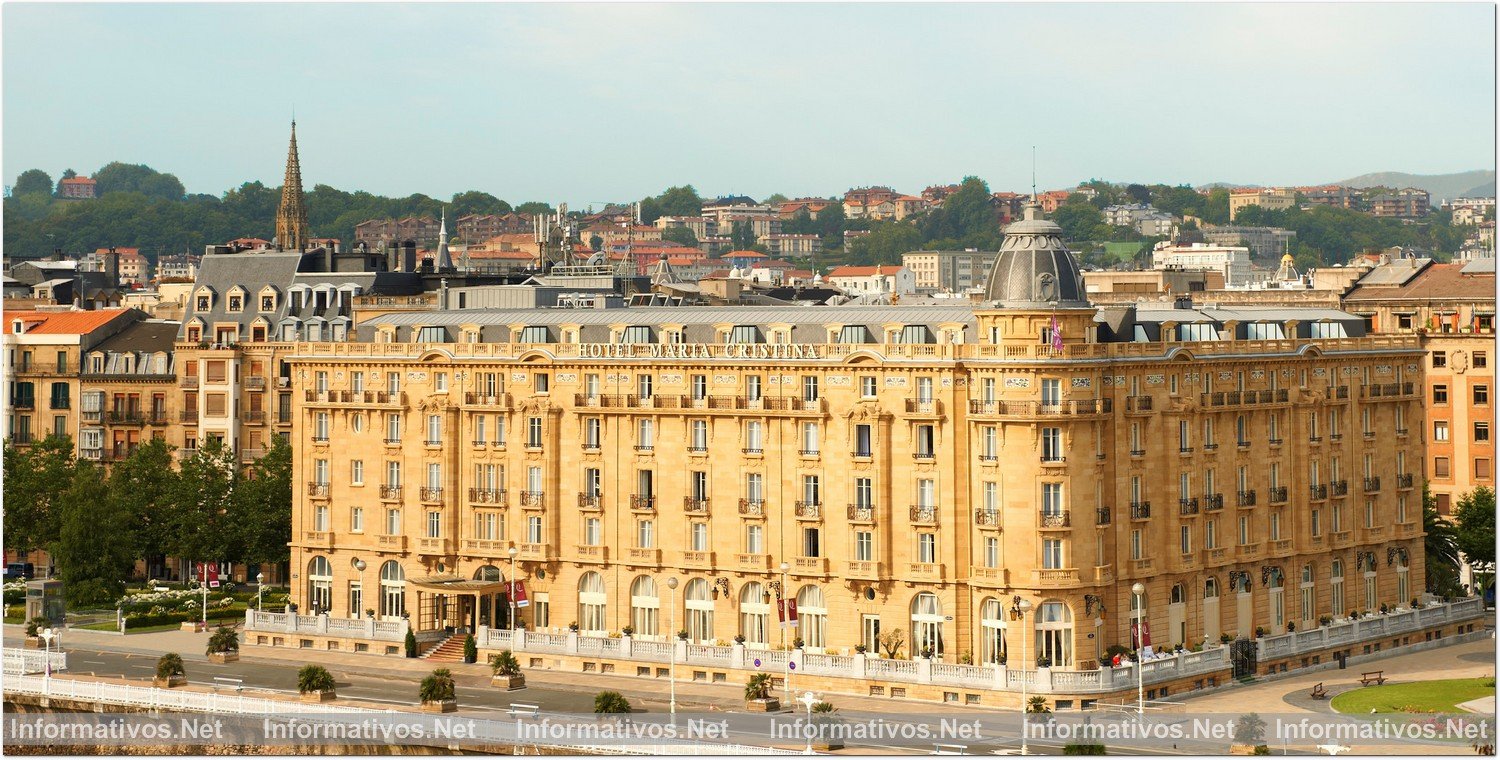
[284,305,1426,671]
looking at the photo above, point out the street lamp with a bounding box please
[507,546,519,631]
[39,628,56,693]
[1013,598,1033,755]
[256,572,266,612]
[666,576,679,720]
[1132,582,1146,715]
[796,690,819,755]
[353,560,367,619]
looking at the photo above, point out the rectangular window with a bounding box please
[802,375,819,402]
[1179,526,1191,554]
[801,423,819,454]
[637,519,655,548]
[1477,386,1490,405]
[1042,538,1062,568]
[585,418,602,449]
[854,477,873,507]
[584,517,601,546]
[746,375,762,401]
[855,530,873,561]
[528,417,543,448]
[745,472,764,502]
[917,533,936,563]
[1477,422,1492,443]
[636,374,652,399]
[526,516,543,543]
[386,508,401,535]
[534,373,549,393]
[690,522,708,551]
[1130,530,1142,560]
[803,527,821,558]
[745,524,763,554]
[351,460,364,485]
[1041,378,1061,406]
[860,376,877,398]
[1042,483,1063,515]
[1435,421,1450,442]
[1433,384,1449,404]
[1042,427,1063,461]
[426,511,441,538]
[426,415,441,445]
[854,424,873,456]
[690,374,706,399]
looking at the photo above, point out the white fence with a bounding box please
[3,648,67,676]
[244,595,1487,696]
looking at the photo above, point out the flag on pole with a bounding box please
[1050,315,1064,351]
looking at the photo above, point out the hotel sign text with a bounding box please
[577,343,828,360]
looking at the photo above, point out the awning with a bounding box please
[406,575,510,594]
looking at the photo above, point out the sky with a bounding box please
[3,2,1495,207]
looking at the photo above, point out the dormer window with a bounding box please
[228,295,243,312]
[261,295,275,311]
[196,296,211,311]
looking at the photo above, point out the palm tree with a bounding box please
[1423,485,1461,595]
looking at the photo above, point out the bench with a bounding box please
[1359,671,1386,686]
[211,676,244,693]
[507,703,540,718]
[1310,682,1328,699]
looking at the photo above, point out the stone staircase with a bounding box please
[421,633,468,662]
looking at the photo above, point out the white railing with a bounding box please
[2,648,67,675]
[240,596,1486,696]
[1254,596,1485,661]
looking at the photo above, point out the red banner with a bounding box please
[512,580,529,608]
[1130,620,1152,648]
[197,562,220,588]
[777,599,799,627]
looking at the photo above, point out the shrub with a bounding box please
[1220,632,1233,644]
[1252,746,1271,755]
[1027,696,1052,714]
[594,690,632,714]
[25,618,42,637]
[490,650,521,677]
[155,653,185,680]
[298,664,335,694]
[1254,626,1268,637]
[1063,744,1108,755]
[463,634,477,664]
[745,672,774,701]
[404,630,418,658]
[419,668,456,703]
[1105,643,1132,658]
[1234,714,1267,744]
[205,626,238,654]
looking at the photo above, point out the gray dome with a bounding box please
[981,204,1089,308]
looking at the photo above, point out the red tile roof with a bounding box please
[726,250,768,258]
[58,177,95,185]
[6,308,133,335]
[1346,262,1495,301]
[828,265,898,277]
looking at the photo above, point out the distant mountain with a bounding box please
[1334,170,1496,203]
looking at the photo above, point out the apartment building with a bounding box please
[281,206,1426,671]
[1344,258,1495,516]
[1151,242,1256,287]
[3,308,143,450]
[1229,188,1296,220]
[902,250,998,293]
[1368,189,1432,219]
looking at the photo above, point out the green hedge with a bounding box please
[4,589,24,606]
[125,606,244,630]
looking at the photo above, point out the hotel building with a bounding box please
[282,207,1430,672]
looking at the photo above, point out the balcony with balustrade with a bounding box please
[577,493,602,511]
[469,488,506,506]
[1203,494,1224,512]
[1309,484,1327,501]
[630,495,656,513]
[1269,486,1289,504]
[1331,479,1349,497]
[847,504,875,523]
[1178,498,1199,516]
[417,537,452,556]
[520,491,546,508]
[1129,501,1151,520]
[379,485,402,502]
[1397,473,1414,490]
[683,497,709,514]
[736,553,770,571]
[794,501,821,520]
[975,508,1002,527]
[1237,489,1257,507]
[1039,510,1071,528]
[1096,507,1112,525]
[306,482,330,498]
[1364,477,1382,493]
[738,499,766,517]
[909,505,938,525]
[1125,395,1154,414]
[419,487,444,503]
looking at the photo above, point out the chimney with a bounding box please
[403,241,417,273]
[324,243,334,273]
[106,246,121,286]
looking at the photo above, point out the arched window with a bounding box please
[1170,584,1186,605]
[1202,577,1223,643]
[630,576,660,638]
[910,593,944,658]
[685,579,714,644]
[379,561,405,619]
[980,597,1007,665]
[1204,578,1220,599]
[307,556,332,613]
[1396,562,1410,606]
[739,582,770,647]
[1035,601,1073,667]
[1331,559,1346,616]
[473,565,501,581]
[578,572,606,634]
[796,586,827,651]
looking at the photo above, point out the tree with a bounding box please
[729,221,759,252]
[1051,202,1108,242]
[93,162,185,201]
[1454,486,1496,584]
[878,627,906,658]
[594,690,632,713]
[846,221,921,267]
[3,434,77,556]
[588,234,604,252]
[1124,183,1151,205]
[638,185,703,224]
[233,436,292,568]
[13,169,53,197]
[60,169,77,181]
[514,201,552,216]
[763,193,789,205]
[1233,714,1267,745]
[1423,485,1462,595]
[918,176,1001,250]
[419,668,456,703]
[52,463,136,606]
[661,225,699,248]
[108,438,178,560]
[167,437,239,564]
[448,190,511,217]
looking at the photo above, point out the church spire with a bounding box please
[275,120,311,251]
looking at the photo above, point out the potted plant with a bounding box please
[793,637,805,650]
[568,622,579,632]
[854,643,868,655]
[1219,633,1233,644]
[366,609,375,619]
[594,690,632,714]
[734,634,746,645]
[744,672,780,712]
[490,650,525,690]
[462,634,478,664]
[811,701,844,751]
[621,625,634,636]
[205,625,239,663]
[958,650,973,665]
[24,618,44,649]
[1318,615,1332,627]
[1286,622,1296,633]
[1037,655,1053,668]
[677,629,690,641]
[153,653,187,688]
[1253,626,1267,638]
[404,629,418,658]
[298,664,337,702]
[419,668,457,713]
[1027,696,1053,719]
[921,647,935,660]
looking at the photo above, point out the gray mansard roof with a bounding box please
[983,206,1089,309]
